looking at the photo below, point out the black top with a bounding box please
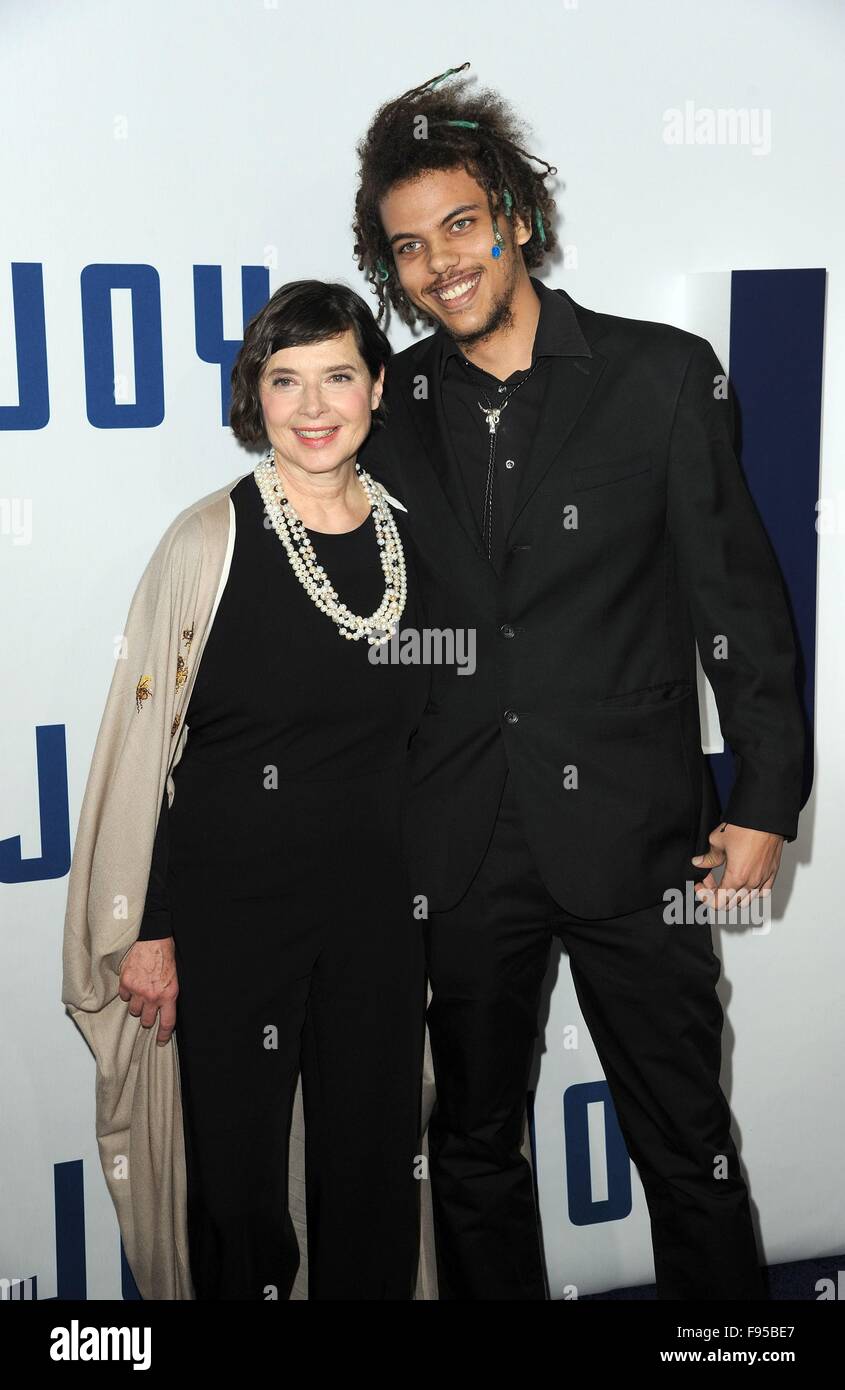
[138,469,429,939]
[436,275,590,570]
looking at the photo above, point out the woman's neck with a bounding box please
[273,456,371,534]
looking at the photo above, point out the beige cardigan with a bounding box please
[62,468,534,1300]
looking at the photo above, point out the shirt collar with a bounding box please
[438,275,591,380]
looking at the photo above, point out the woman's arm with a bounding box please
[136,786,173,941]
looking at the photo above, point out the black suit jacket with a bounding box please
[359,286,806,918]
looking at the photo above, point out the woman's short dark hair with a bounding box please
[230,279,392,447]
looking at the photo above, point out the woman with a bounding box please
[62,280,431,1300]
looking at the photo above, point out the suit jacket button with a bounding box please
[500,623,515,638]
[504,709,519,724]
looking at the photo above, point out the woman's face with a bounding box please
[257,328,384,480]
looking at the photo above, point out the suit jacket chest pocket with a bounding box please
[572,450,653,491]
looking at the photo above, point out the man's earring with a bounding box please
[376,258,390,281]
[491,220,505,258]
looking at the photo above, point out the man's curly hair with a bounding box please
[352,62,559,329]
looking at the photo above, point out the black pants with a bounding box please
[172,877,426,1300]
[424,772,765,1301]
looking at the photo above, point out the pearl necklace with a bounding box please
[253,448,407,645]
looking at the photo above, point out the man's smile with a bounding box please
[431,271,482,309]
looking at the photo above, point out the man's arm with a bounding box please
[359,418,393,488]
[666,336,805,842]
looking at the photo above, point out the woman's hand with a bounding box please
[118,939,179,1046]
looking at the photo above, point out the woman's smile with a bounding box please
[292,424,342,449]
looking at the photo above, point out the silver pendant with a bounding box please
[479,404,501,435]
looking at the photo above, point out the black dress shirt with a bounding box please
[437,275,590,569]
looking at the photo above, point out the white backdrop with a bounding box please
[1,0,843,1300]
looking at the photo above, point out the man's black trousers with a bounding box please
[424,772,765,1301]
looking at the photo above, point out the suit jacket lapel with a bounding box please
[429,356,488,557]
[387,337,500,599]
[507,344,607,538]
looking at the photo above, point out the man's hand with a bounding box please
[691,823,784,910]
[118,939,179,1046]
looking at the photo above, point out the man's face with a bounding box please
[378,165,532,349]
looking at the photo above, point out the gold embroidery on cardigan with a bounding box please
[135,675,153,712]
[182,625,194,650]
[171,714,181,737]
[175,654,188,689]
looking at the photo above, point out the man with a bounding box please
[352,64,806,1300]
